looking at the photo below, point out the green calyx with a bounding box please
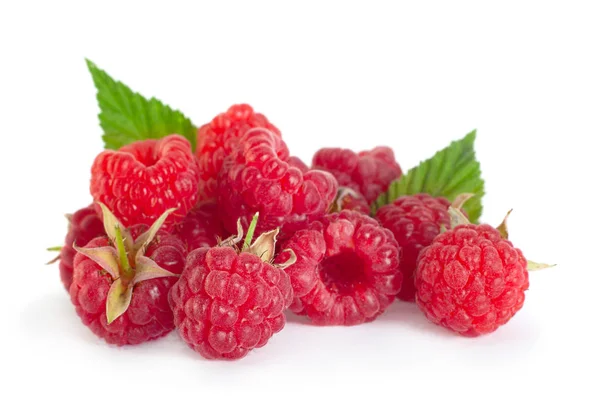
[221,212,296,269]
[114,225,134,280]
[74,203,178,324]
[445,204,555,272]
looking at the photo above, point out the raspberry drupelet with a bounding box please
[70,204,186,345]
[218,128,338,239]
[312,146,402,204]
[169,215,294,360]
[276,210,402,326]
[196,104,281,200]
[90,134,200,231]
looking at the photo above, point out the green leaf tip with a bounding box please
[372,130,485,222]
[86,58,198,152]
[85,58,96,70]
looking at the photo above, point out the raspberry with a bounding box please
[287,156,309,173]
[55,204,105,291]
[90,135,200,231]
[312,146,402,204]
[376,194,456,301]
[218,128,338,238]
[415,223,529,336]
[331,188,371,215]
[276,210,402,325]
[169,219,294,360]
[175,201,225,252]
[196,104,281,200]
[70,205,187,345]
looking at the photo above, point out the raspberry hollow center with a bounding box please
[319,250,367,294]
[130,142,159,167]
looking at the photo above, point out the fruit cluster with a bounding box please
[49,61,551,360]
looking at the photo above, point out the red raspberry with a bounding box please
[218,128,338,238]
[55,204,105,291]
[169,222,294,360]
[288,160,369,215]
[196,104,281,200]
[175,201,225,252]
[312,146,402,204]
[90,135,200,231]
[70,205,187,345]
[332,188,371,215]
[276,210,402,325]
[376,194,455,301]
[287,156,309,173]
[415,223,529,336]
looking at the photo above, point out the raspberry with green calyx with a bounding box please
[70,203,186,345]
[169,213,295,360]
[415,206,553,336]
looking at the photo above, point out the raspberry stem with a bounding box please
[115,226,134,279]
[243,213,259,249]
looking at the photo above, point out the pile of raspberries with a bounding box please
[54,104,532,360]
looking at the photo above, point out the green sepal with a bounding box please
[248,229,279,263]
[496,209,513,240]
[72,245,120,279]
[448,206,471,228]
[132,256,178,285]
[98,202,133,250]
[527,261,556,271]
[133,208,176,259]
[106,279,133,324]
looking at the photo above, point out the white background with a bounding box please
[1,1,599,399]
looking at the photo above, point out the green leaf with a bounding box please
[86,59,197,151]
[372,130,485,222]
